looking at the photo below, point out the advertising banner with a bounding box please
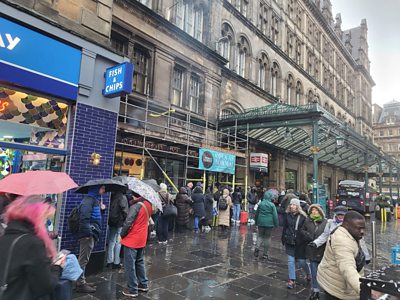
[198,148,235,174]
[103,62,134,98]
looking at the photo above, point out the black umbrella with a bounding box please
[142,179,161,192]
[75,178,126,194]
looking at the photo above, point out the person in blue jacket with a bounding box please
[76,185,105,293]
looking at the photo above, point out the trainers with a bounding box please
[138,286,149,292]
[76,283,96,293]
[287,280,296,289]
[112,263,122,269]
[122,288,138,297]
[262,255,273,262]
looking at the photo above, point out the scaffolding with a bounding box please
[115,95,248,192]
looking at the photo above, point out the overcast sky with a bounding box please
[332,0,400,107]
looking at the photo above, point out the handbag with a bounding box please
[159,193,177,217]
[284,215,300,246]
[0,233,28,300]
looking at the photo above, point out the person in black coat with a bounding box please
[0,195,66,300]
[204,187,214,230]
[191,186,206,233]
[175,187,193,232]
[300,204,327,300]
[281,198,310,289]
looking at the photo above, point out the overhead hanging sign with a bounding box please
[250,153,269,173]
[103,62,133,98]
[0,17,81,101]
[198,148,236,174]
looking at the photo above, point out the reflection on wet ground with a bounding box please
[74,218,397,299]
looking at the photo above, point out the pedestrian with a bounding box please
[106,189,128,269]
[0,193,18,237]
[120,195,152,298]
[218,188,233,231]
[185,181,193,198]
[254,190,278,261]
[317,211,367,300]
[192,185,206,233]
[281,198,311,289]
[204,187,213,232]
[157,183,172,244]
[175,187,193,232]
[279,189,296,214]
[0,195,66,299]
[231,187,242,225]
[247,187,258,224]
[76,185,106,293]
[300,204,327,300]
[309,205,370,268]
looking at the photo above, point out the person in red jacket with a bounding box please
[120,196,152,298]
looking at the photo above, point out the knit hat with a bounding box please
[290,198,301,207]
[159,183,167,190]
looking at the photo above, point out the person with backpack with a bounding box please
[218,188,232,231]
[76,185,106,293]
[120,194,152,298]
[106,190,128,269]
[175,187,193,232]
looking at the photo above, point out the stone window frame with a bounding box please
[295,80,303,105]
[170,0,205,42]
[286,29,295,59]
[236,35,252,79]
[270,12,280,46]
[218,22,235,69]
[132,44,152,95]
[270,61,281,97]
[257,52,269,91]
[286,73,295,105]
[258,1,269,36]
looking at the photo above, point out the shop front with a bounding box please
[0,15,81,236]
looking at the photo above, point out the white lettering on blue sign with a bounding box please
[0,33,21,50]
[108,67,123,77]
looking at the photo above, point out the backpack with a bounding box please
[218,196,228,210]
[108,197,121,226]
[68,206,80,233]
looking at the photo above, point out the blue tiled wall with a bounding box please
[60,102,117,253]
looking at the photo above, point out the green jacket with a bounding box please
[255,193,278,228]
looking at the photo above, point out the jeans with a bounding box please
[256,227,273,255]
[107,226,122,265]
[233,203,241,221]
[124,247,148,293]
[248,203,255,220]
[158,215,169,242]
[287,255,310,280]
[77,237,94,283]
[194,216,200,230]
[309,261,320,292]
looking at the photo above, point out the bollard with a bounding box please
[372,221,377,259]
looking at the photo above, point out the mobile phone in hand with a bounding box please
[53,249,70,263]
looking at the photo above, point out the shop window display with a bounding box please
[0,86,69,149]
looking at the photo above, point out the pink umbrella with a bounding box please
[0,170,78,195]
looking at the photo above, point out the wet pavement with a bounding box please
[73,218,398,300]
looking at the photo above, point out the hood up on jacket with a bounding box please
[262,190,276,202]
[307,203,325,218]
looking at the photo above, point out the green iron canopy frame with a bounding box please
[219,103,395,174]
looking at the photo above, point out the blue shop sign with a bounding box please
[103,62,133,98]
[198,148,236,175]
[0,17,81,101]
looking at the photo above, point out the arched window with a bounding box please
[324,102,329,110]
[295,81,303,105]
[236,36,251,78]
[286,74,294,104]
[258,53,269,90]
[218,23,235,69]
[330,105,335,116]
[270,62,280,97]
[221,108,236,118]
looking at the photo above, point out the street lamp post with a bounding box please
[311,121,319,204]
